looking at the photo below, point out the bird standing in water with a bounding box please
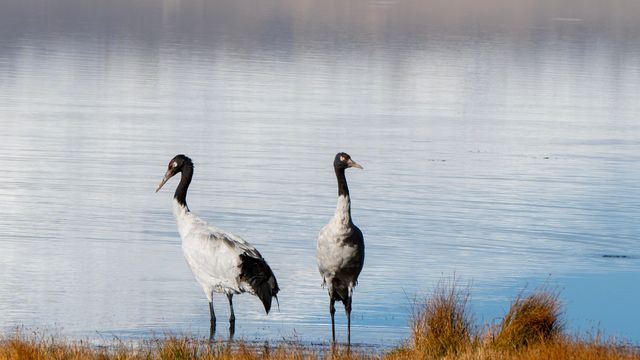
[156,154,279,339]
[317,152,365,345]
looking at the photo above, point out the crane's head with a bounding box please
[155,154,193,192]
[334,152,363,171]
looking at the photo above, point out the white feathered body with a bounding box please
[173,200,263,302]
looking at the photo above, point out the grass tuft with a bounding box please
[410,278,474,358]
[491,288,563,350]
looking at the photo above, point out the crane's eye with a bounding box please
[169,161,178,169]
[340,155,349,162]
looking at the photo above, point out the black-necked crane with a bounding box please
[155,154,279,339]
[316,152,365,345]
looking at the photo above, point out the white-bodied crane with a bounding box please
[156,154,279,339]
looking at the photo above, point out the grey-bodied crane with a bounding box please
[316,152,365,345]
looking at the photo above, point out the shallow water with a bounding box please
[1,0,639,347]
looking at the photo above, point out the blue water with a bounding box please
[1,0,639,347]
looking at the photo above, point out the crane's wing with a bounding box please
[209,226,280,313]
[181,228,245,292]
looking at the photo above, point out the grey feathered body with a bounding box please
[317,195,365,303]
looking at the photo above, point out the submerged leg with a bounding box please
[329,297,336,344]
[345,296,352,346]
[209,300,216,340]
[227,294,236,339]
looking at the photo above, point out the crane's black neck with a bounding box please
[334,167,353,224]
[174,163,193,211]
[335,167,350,197]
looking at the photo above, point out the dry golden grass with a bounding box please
[437,336,640,360]
[1,282,638,360]
[385,281,638,360]
[408,279,475,358]
[490,289,563,350]
[0,332,383,360]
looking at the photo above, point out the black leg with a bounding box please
[209,301,216,341]
[345,296,352,346]
[227,294,236,339]
[329,297,336,345]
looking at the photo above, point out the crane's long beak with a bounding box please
[348,159,363,169]
[155,170,174,192]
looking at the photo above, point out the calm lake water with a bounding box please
[1,0,639,347]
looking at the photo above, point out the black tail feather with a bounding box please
[239,253,280,314]
[330,279,350,307]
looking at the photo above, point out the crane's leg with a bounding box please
[345,295,352,346]
[227,294,236,339]
[209,300,216,341]
[329,297,336,345]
